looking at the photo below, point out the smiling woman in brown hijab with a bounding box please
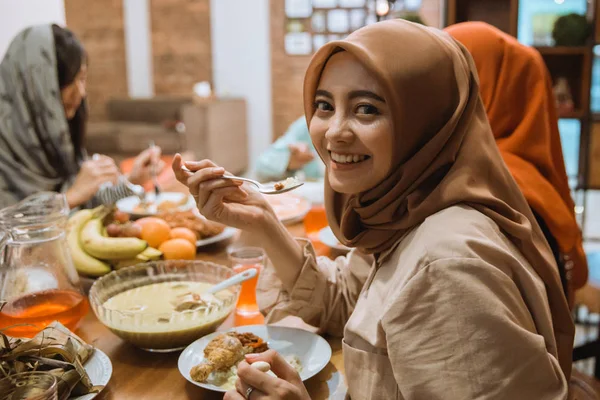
[174,19,572,399]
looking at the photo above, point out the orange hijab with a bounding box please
[304,19,573,378]
[446,22,588,290]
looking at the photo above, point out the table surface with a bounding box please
[76,223,346,400]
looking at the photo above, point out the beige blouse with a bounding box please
[257,205,568,399]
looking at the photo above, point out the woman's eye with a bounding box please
[314,100,333,112]
[356,104,379,115]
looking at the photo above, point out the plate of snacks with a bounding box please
[156,210,237,248]
[178,325,331,392]
[265,193,311,225]
[0,321,112,400]
[116,192,195,218]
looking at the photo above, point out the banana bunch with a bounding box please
[67,208,162,277]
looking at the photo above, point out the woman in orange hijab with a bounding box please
[175,20,572,399]
[446,22,588,301]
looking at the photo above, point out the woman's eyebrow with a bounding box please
[315,89,333,99]
[348,90,385,103]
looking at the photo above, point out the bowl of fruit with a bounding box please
[67,206,199,291]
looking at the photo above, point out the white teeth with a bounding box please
[330,152,367,164]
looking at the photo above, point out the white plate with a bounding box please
[266,193,312,225]
[116,192,195,217]
[196,227,238,248]
[318,226,350,252]
[178,325,332,393]
[71,349,112,400]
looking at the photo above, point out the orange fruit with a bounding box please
[159,238,196,260]
[138,218,171,248]
[170,227,197,245]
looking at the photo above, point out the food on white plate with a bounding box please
[105,222,142,239]
[190,332,302,390]
[66,207,162,278]
[66,208,112,277]
[0,321,103,399]
[157,210,225,239]
[80,218,147,260]
[132,195,188,214]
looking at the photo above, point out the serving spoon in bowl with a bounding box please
[180,166,303,195]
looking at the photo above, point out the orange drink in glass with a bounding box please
[228,247,265,317]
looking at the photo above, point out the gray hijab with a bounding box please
[0,25,80,209]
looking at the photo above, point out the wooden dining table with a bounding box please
[75,222,347,400]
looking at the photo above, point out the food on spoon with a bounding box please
[274,176,300,191]
[101,281,234,350]
[0,321,102,399]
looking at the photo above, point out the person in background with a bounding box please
[0,24,162,209]
[175,20,572,399]
[255,116,324,181]
[446,22,588,304]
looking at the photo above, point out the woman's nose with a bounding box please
[325,113,353,144]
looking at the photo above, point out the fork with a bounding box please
[180,166,303,195]
[149,141,161,196]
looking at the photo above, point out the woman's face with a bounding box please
[61,63,87,120]
[309,51,394,194]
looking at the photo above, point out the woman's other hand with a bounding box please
[127,146,164,185]
[66,155,119,207]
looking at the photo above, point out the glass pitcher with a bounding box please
[0,192,88,338]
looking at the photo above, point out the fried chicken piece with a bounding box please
[190,334,245,383]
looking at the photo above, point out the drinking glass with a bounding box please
[228,247,265,317]
[0,372,58,400]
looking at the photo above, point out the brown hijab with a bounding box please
[303,19,573,378]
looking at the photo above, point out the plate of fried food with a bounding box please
[157,209,238,248]
[178,325,332,392]
[266,193,312,225]
[116,192,195,218]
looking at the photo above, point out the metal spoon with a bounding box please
[181,166,304,195]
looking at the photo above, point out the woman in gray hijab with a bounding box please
[0,24,161,209]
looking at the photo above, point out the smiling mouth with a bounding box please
[329,151,371,164]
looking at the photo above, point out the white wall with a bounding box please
[123,0,154,98]
[0,0,66,58]
[210,0,272,172]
